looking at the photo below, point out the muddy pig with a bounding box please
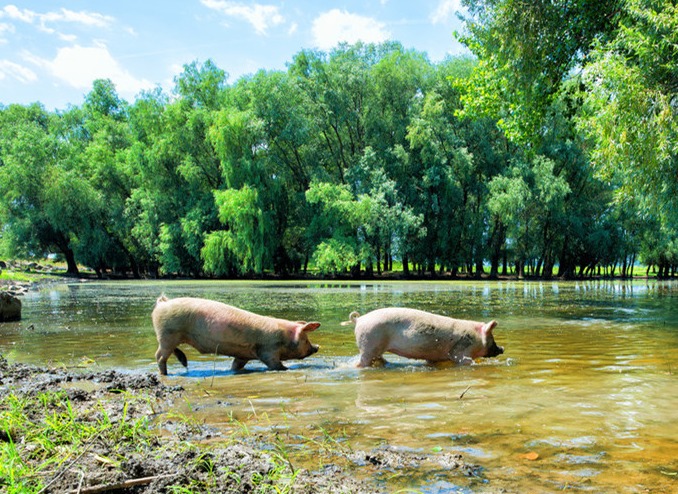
[342,308,503,367]
[152,295,320,375]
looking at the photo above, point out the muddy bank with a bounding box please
[0,356,485,493]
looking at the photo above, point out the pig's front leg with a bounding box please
[258,350,288,371]
[357,352,387,368]
[231,358,249,371]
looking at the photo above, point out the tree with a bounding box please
[305,182,366,275]
[458,0,677,278]
[457,0,622,144]
[579,0,678,207]
[0,104,83,274]
[2,40,669,280]
[77,80,141,277]
[203,186,267,275]
[346,148,424,275]
[127,61,228,276]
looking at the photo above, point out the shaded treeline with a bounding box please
[0,40,676,279]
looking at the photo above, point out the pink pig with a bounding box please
[342,307,503,367]
[152,295,320,375]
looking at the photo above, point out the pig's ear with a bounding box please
[482,320,497,335]
[299,322,320,332]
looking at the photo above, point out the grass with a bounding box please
[0,385,357,494]
[0,270,36,284]
[0,390,155,493]
[0,266,70,288]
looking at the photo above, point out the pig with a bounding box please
[341,308,503,367]
[152,295,320,375]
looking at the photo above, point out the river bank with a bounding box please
[1,258,667,293]
[0,355,487,493]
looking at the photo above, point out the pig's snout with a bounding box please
[486,343,504,358]
[309,344,320,355]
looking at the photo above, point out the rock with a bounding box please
[0,292,21,322]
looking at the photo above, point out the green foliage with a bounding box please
[457,0,677,277]
[0,37,674,279]
[457,0,622,143]
[579,0,678,205]
[205,186,268,275]
[312,239,361,275]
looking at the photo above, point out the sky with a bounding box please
[0,1,469,110]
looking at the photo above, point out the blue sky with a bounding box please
[0,1,468,110]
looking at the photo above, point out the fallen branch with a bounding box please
[71,473,180,494]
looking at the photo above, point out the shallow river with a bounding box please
[2,279,677,492]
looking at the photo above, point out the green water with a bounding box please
[2,280,677,492]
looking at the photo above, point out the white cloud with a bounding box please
[57,32,77,42]
[26,43,153,99]
[41,9,113,27]
[201,0,284,35]
[312,9,390,51]
[0,5,113,39]
[0,5,37,23]
[0,5,113,27]
[0,59,38,83]
[430,0,464,24]
[0,21,14,43]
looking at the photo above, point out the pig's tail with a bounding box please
[340,311,360,326]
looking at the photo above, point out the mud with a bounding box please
[0,355,484,493]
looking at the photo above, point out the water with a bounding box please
[2,280,677,492]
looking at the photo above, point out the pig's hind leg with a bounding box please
[356,340,389,367]
[155,343,187,376]
[357,352,388,367]
[155,345,173,376]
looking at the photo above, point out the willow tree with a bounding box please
[0,105,84,274]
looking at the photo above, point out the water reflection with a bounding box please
[1,279,677,492]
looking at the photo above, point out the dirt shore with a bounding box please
[0,356,484,493]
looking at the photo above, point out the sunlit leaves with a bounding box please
[174,59,228,109]
[458,0,623,144]
[579,0,678,204]
[204,186,267,275]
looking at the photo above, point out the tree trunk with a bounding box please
[64,247,79,275]
[129,254,141,279]
[475,256,484,278]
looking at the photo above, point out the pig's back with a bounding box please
[154,297,266,327]
[358,307,454,328]
[152,297,281,357]
[355,307,477,360]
